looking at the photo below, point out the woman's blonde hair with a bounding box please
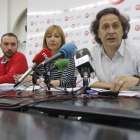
[43,25,66,51]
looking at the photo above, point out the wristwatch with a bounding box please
[133,75,140,86]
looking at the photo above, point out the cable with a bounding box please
[0,90,138,110]
[16,83,33,95]
[0,91,45,99]
[0,95,73,110]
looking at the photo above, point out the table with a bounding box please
[0,109,140,140]
[29,95,140,122]
[0,89,140,122]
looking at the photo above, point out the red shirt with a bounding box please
[0,52,28,84]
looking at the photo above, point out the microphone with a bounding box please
[14,48,52,87]
[37,43,77,68]
[76,48,93,60]
[49,59,70,72]
[43,59,70,88]
[75,48,94,86]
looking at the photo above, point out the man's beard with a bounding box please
[3,51,16,59]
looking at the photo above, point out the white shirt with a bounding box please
[76,39,140,87]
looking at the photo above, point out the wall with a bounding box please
[27,0,140,66]
[0,0,8,41]
[14,10,27,56]
[14,11,27,43]
[8,0,27,33]
[0,0,27,57]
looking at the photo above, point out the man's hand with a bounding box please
[13,74,32,86]
[13,74,22,82]
[110,75,139,92]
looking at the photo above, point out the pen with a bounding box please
[13,73,18,77]
[88,91,98,95]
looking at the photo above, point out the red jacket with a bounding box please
[0,52,28,84]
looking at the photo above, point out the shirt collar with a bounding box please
[1,56,10,64]
[100,45,106,55]
[100,39,125,57]
[116,39,125,57]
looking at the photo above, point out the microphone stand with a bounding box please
[81,67,90,85]
[32,71,39,92]
[43,70,52,95]
[32,69,43,92]
[43,61,52,95]
[81,67,90,94]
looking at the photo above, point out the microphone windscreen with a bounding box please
[58,43,77,59]
[76,48,92,59]
[75,55,94,74]
[32,48,52,64]
[54,59,70,71]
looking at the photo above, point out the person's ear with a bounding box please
[0,43,2,49]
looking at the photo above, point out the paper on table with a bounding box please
[0,83,30,92]
[0,83,81,93]
[0,84,140,97]
[91,88,106,91]
[119,91,140,96]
